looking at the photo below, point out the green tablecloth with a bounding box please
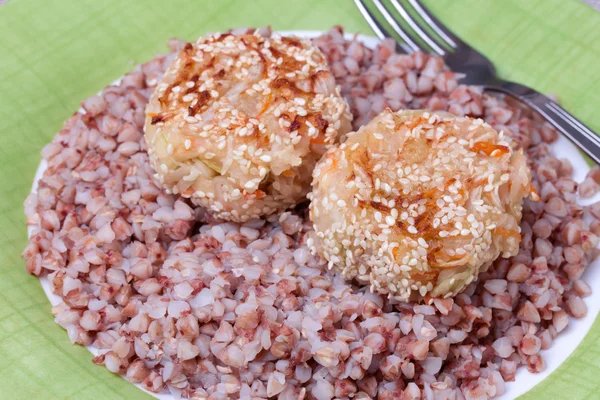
[1,0,599,398]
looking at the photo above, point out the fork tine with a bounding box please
[353,0,387,40]
[389,0,445,56]
[353,0,416,53]
[407,0,465,49]
[371,0,423,53]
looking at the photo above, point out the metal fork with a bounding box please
[355,0,600,164]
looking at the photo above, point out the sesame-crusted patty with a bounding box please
[309,109,532,301]
[144,31,352,222]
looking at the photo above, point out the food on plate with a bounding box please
[310,109,532,301]
[22,27,597,400]
[144,31,352,222]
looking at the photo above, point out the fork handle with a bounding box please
[485,80,600,164]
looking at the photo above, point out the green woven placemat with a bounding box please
[1,0,599,398]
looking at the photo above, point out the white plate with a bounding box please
[28,30,600,400]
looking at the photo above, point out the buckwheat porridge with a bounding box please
[22,27,598,399]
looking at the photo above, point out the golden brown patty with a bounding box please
[309,109,532,301]
[144,31,352,222]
